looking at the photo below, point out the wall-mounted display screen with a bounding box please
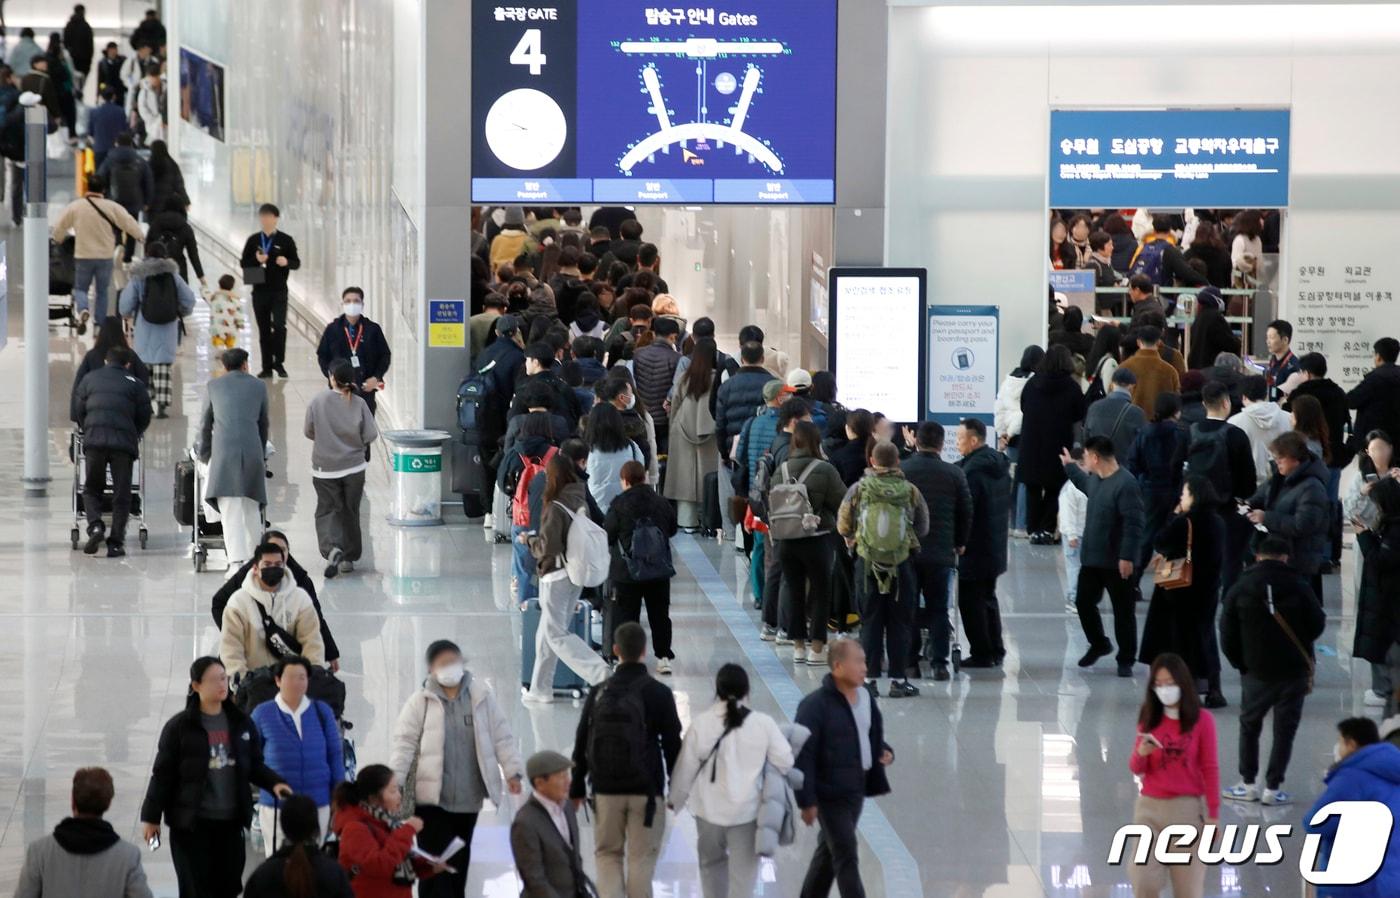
[471,0,837,204]
[179,48,226,142]
[828,268,927,423]
[1049,108,1290,209]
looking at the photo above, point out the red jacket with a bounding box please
[332,804,432,898]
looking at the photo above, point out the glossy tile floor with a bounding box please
[0,188,1374,897]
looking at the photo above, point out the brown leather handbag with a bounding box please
[1153,519,1193,590]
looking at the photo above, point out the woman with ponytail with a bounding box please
[331,765,442,898]
[667,664,795,898]
[245,794,353,897]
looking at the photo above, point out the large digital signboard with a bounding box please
[1049,109,1290,209]
[828,268,927,424]
[471,0,837,204]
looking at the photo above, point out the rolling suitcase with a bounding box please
[519,598,592,697]
[490,485,511,543]
[699,470,721,537]
[174,458,197,526]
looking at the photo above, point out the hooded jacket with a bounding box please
[1220,558,1325,680]
[755,723,809,858]
[1284,376,1353,468]
[331,803,424,898]
[212,554,340,662]
[1248,452,1331,576]
[218,569,327,676]
[389,672,524,810]
[118,257,198,365]
[71,362,152,456]
[141,696,284,831]
[145,208,203,283]
[1229,401,1293,487]
[1304,742,1400,898]
[604,482,678,582]
[734,406,780,491]
[957,445,1012,579]
[51,193,145,260]
[993,372,1031,445]
[14,817,152,898]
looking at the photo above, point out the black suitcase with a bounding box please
[49,237,75,296]
[174,458,196,526]
[699,470,721,536]
[451,438,487,495]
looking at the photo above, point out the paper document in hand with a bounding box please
[411,835,465,872]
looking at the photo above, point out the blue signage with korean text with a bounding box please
[1049,109,1290,208]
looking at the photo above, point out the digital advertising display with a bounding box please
[471,0,837,204]
[1049,108,1291,209]
[179,48,226,142]
[827,268,927,424]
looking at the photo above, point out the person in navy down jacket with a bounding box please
[1304,717,1400,898]
[794,641,894,898]
[250,656,344,858]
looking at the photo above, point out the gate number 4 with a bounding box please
[510,29,546,75]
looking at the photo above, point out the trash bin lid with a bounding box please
[382,429,452,449]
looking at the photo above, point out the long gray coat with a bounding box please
[117,257,197,365]
[197,370,269,504]
[663,375,718,504]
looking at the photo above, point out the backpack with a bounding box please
[1128,239,1169,286]
[511,446,557,527]
[854,475,917,592]
[141,272,180,324]
[108,157,143,207]
[553,500,610,587]
[749,450,776,520]
[623,519,674,581]
[1187,423,1234,499]
[456,360,498,434]
[585,677,653,794]
[768,461,821,540]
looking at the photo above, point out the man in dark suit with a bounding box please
[511,750,592,898]
[239,203,300,379]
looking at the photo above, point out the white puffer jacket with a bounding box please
[994,373,1031,444]
[389,673,524,809]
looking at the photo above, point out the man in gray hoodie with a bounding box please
[15,767,152,898]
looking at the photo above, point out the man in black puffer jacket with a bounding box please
[71,348,151,557]
[1245,431,1329,600]
[956,418,1012,668]
[632,316,683,455]
[715,342,777,461]
[902,422,972,679]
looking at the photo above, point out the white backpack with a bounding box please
[553,501,610,587]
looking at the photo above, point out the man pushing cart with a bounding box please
[70,346,152,557]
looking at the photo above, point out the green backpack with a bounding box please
[854,475,917,593]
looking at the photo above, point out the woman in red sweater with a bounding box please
[331,765,442,898]
[1128,653,1220,898]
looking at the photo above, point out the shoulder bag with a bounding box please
[1268,584,1315,694]
[255,599,303,659]
[1152,519,1193,590]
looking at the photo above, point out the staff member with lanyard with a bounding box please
[316,287,391,416]
[240,203,301,379]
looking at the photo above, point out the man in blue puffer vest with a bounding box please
[249,656,344,857]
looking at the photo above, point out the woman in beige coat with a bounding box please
[664,337,720,529]
[389,639,524,898]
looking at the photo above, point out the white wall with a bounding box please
[886,3,1400,380]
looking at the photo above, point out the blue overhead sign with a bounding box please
[1049,109,1290,208]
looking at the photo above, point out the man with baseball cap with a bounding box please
[510,750,592,898]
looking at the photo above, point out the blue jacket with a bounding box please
[1304,742,1400,898]
[117,257,198,365]
[89,101,128,155]
[734,406,779,490]
[251,698,344,808]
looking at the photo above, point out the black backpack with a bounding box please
[141,272,180,324]
[623,519,674,581]
[586,677,654,794]
[1187,423,1234,499]
[456,360,498,434]
[108,157,143,207]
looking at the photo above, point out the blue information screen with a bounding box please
[1048,109,1291,209]
[471,0,837,204]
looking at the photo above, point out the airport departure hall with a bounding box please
[6,1,1400,897]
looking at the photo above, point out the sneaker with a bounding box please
[1065,601,1079,614]
[338,559,354,574]
[1364,690,1388,708]
[324,548,344,578]
[1203,691,1229,709]
[106,543,126,558]
[274,365,290,379]
[521,689,555,705]
[1222,781,1260,803]
[807,646,828,666]
[932,665,950,681]
[1117,663,1134,678]
[257,369,274,379]
[775,632,793,646]
[76,310,89,335]
[656,658,672,676]
[1261,788,1293,806]
[155,403,169,419]
[83,526,105,555]
[1078,645,1112,668]
[888,680,920,699]
[961,656,998,669]
[760,625,777,642]
[1011,529,1029,539]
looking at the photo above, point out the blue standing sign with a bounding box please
[1049,109,1290,208]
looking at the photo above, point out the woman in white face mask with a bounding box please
[1128,652,1220,898]
[388,639,525,898]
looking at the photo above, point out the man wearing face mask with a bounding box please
[218,543,326,680]
[389,639,524,898]
[316,286,392,416]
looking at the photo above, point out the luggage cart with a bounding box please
[70,430,148,550]
[185,450,225,572]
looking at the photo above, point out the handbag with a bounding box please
[255,599,303,659]
[1152,519,1194,590]
[1268,584,1316,694]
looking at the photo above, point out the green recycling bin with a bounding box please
[383,430,451,526]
